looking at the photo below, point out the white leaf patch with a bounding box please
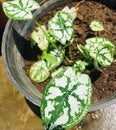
[44,101,55,119]
[55,76,67,88]
[73,85,88,100]
[45,87,62,100]
[68,95,80,116]
[77,74,89,85]
[55,108,69,125]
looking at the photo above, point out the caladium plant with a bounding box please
[2,0,115,130]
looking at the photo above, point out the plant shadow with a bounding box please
[12,28,41,61]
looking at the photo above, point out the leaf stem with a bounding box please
[33,18,48,36]
[75,0,85,11]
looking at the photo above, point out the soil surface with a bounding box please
[24,0,116,103]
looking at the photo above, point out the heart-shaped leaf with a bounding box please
[89,20,104,31]
[85,37,115,67]
[3,0,40,20]
[30,60,50,82]
[41,67,92,129]
[48,7,74,45]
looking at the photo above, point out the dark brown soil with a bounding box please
[24,0,116,103]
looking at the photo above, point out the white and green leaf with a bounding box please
[62,6,77,21]
[73,60,88,73]
[48,7,74,45]
[30,60,50,82]
[89,20,104,31]
[2,0,40,20]
[31,25,49,51]
[44,46,65,71]
[85,37,115,67]
[41,67,92,129]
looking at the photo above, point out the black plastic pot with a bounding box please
[2,0,116,111]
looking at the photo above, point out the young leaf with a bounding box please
[89,20,104,31]
[2,0,40,20]
[44,46,65,71]
[85,37,115,67]
[31,25,49,51]
[41,53,58,65]
[41,67,92,129]
[30,60,50,82]
[48,7,74,45]
[73,60,88,73]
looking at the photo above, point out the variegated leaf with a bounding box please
[3,0,40,20]
[89,20,104,31]
[42,46,65,71]
[48,7,74,45]
[31,25,49,51]
[30,60,50,82]
[62,6,77,21]
[85,37,115,67]
[41,67,92,129]
[46,46,65,70]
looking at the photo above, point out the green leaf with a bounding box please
[41,53,58,65]
[46,46,65,70]
[89,20,104,31]
[85,37,115,67]
[30,60,50,82]
[48,7,74,45]
[31,25,49,51]
[41,46,65,71]
[41,67,92,129]
[3,0,40,20]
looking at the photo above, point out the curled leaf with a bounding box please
[45,46,65,70]
[31,25,49,51]
[77,44,91,59]
[41,53,58,65]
